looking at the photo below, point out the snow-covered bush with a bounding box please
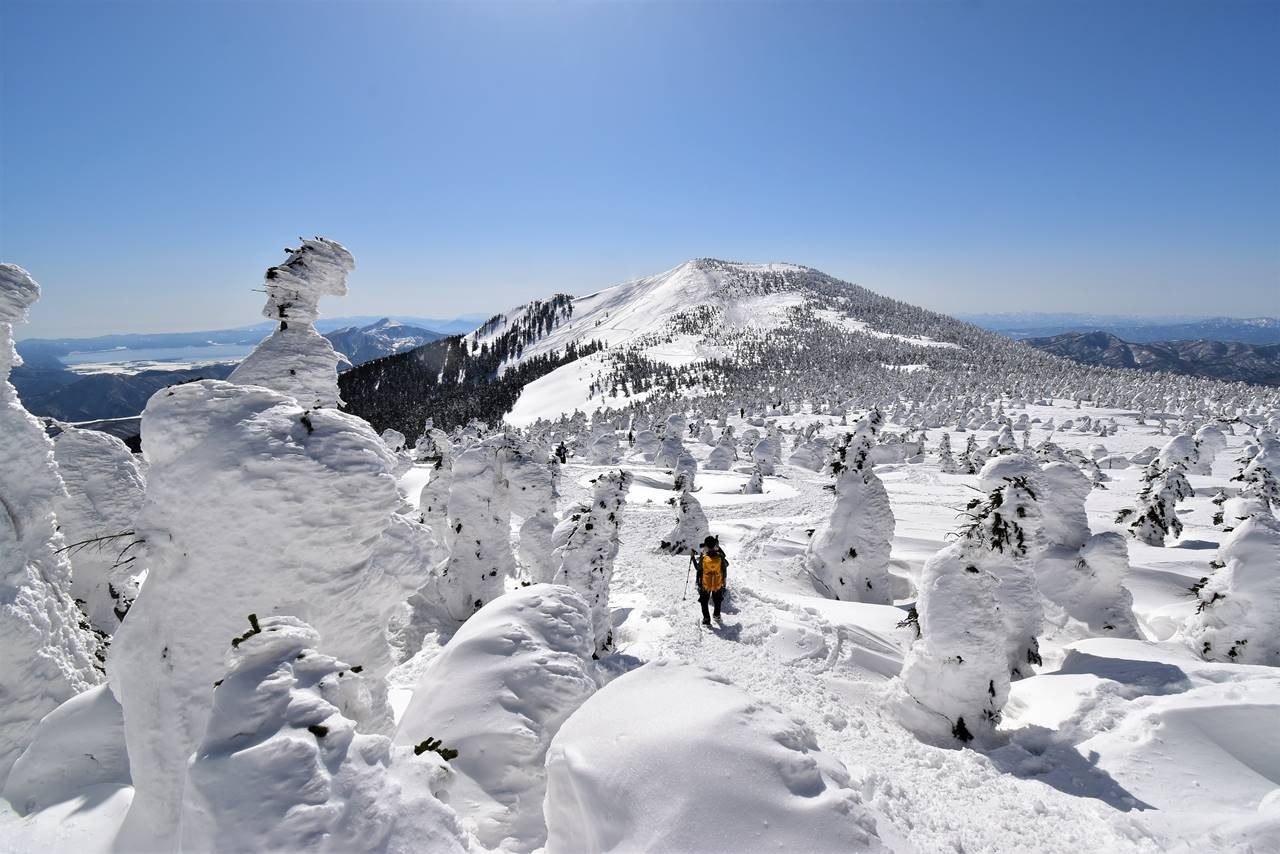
[544,661,884,852]
[804,411,895,605]
[552,470,630,654]
[658,489,710,554]
[228,238,354,409]
[0,265,101,787]
[51,426,146,634]
[394,585,597,851]
[108,380,436,848]
[1117,461,1193,546]
[1180,509,1280,666]
[182,615,472,854]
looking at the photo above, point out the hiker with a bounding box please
[694,535,729,626]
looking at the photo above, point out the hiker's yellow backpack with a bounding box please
[701,554,725,592]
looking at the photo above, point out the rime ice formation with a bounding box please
[804,411,895,604]
[0,265,101,787]
[182,616,473,854]
[1180,509,1280,666]
[543,661,884,852]
[506,439,559,585]
[658,488,710,554]
[229,238,354,408]
[552,470,630,654]
[394,585,597,851]
[438,435,516,622]
[51,426,146,634]
[108,380,436,849]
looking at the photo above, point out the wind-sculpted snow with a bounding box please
[183,616,473,854]
[0,264,102,788]
[393,585,597,852]
[543,660,885,853]
[230,238,354,408]
[108,379,437,849]
[52,426,146,634]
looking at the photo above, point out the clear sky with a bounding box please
[2,0,1277,337]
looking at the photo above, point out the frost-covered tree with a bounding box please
[589,428,619,465]
[804,410,894,605]
[1116,461,1193,546]
[961,433,981,474]
[658,489,710,554]
[552,470,631,654]
[229,238,354,409]
[897,544,1007,744]
[937,432,960,474]
[1180,509,1280,666]
[0,265,102,787]
[741,464,765,494]
[439,435,516,621]
[182,615,472,854]
[1034,461,1138,637]
[1188,424,1227,475]
[109,379,438,849]
[506,439,559,585]
[414,425,455,545]
[52,426,146,634]
[1232,437,1280,511]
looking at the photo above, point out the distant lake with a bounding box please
[61,343,256,366]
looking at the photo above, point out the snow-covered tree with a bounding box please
[439,435,516,621]
[1180,509,1280,666]
[506,439,559,585]
[937,432,960,474]
[228,238,354,409]
[52,426,146,634]
[1117,461,1193,546]
[1034,461,1138,637]
[1188,424,1227,475]
[182,615,472,853]
[804,410,894,605]
[0,265,102,787]
[552,470,631,654]
[961,433,981,474]
[659,489,710,554]
[414,425,455,545]
[588,429,619,465]
[741,464,765,494]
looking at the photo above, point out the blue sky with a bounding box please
[2,0,1277,337]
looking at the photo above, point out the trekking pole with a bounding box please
[683,552,695,600]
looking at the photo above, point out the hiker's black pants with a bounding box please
[699,589,724,621]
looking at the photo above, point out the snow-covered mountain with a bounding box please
[342,258,1262,437]
[322,317,443,367]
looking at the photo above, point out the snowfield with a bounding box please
[4,250,1280,854]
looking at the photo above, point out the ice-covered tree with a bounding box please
[182,615,472,853]
[108,380,437,849]
[438,435,516,622]
[1116,461,1193,546]
[961,433,981,474]
[659,489,710,554]
[1180,509,1280,666]
[741,464,765,494]
[1034,461,1138,637]
[414,425,455,545]
[0,265,102,787]
[937,432,960,474]
[804,410,894,605]
[52,426,146,634]
[506,438,559,585]
[228,238,354,409]
[552,470,631,654]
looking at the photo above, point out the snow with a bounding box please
[543,659,885,853]
[393,585,597,851]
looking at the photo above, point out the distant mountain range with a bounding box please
[12,317,454,423]
[959,312,1280,345]
[1026,331,1280,387]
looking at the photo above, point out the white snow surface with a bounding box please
[543,659,886,853]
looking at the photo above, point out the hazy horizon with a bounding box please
[3,0,1277,338]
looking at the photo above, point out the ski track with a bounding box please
[560,459,1163,854]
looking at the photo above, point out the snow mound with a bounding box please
[543,660,884,853]
[393,585,597,851]
[182,615,473,854]
[2,684,129,815]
